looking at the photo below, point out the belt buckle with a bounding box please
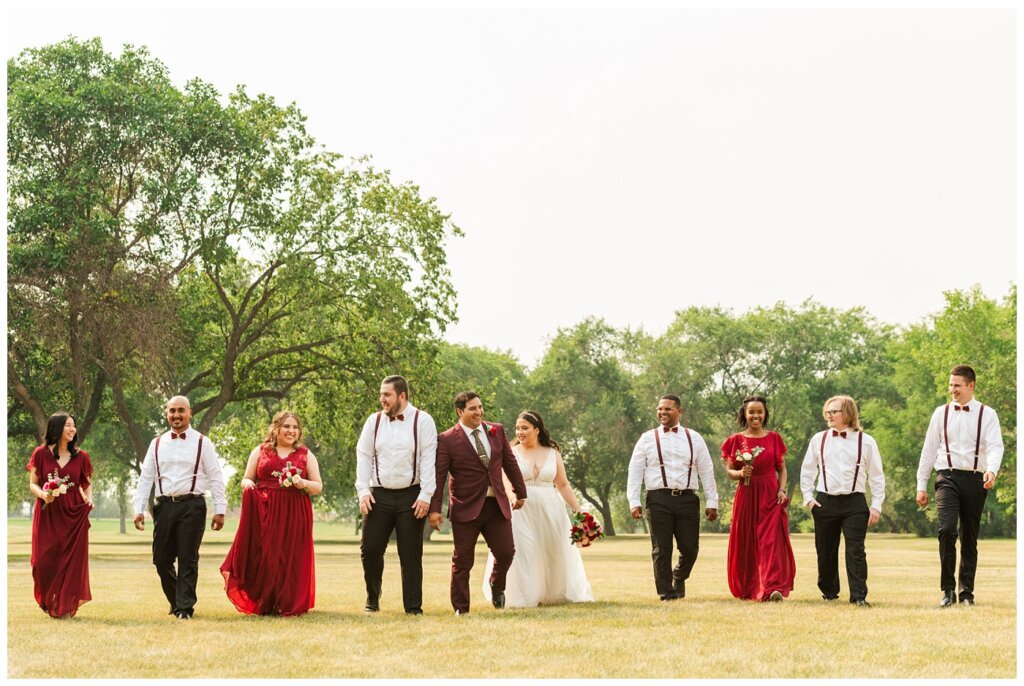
[670,489,682,496]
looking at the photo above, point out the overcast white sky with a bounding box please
[5,3,1018,366]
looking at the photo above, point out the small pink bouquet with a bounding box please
[570,511,605,548]
[41,471,74,508]
[271,461,302,487]
[734,445,765,486]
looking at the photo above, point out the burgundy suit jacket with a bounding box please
[429,422,528,523]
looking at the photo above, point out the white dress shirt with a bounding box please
[355,403,438,504]
[800,429,886,512]
[133,426,228,515]
[916,398,1003,492]
[627,425,719,510]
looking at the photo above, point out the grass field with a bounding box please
[6,517,1016,678]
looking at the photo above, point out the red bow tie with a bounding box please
[832,430,847,438]
[389,414,405,422]
[171,432,186,440]
[663,426,678,433]
[953,405,970,412]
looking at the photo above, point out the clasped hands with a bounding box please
[427,498,524,531]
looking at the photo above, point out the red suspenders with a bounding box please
[942,403,986,471]
[372,409,421,487]
[850,431,864,491]
[652,427,694,489]
[153,432,204,496]
[820,431,864,494]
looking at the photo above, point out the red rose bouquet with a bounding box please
[41,470,74,508]
[570,510,605,548]
[271,461,303,487]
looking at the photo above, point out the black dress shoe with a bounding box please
[852,599,871,607]
[672,579,686,599]
[939,592,956,608]
[364,603,379,613]
[490,584,506,609]
[405,608,424,615]
[660,592,682,601]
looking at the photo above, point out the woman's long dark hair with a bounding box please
[737,395,769,429]
[516,410,561,452]
[44,412,79,456]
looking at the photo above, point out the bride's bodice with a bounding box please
[514,446,557,487]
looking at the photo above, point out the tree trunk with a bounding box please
[596,499,616,536]
[117,475,127,534]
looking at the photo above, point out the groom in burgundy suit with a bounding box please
[429,391,528,615]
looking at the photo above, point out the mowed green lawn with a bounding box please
[7,517,1016,678]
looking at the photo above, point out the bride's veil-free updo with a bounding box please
[514,410,561,453]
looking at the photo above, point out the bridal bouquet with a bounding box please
[734,445,764,486]
[570,511,605,548]
[41,471,74,508]
[272,461,303,487]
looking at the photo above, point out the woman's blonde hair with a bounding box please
[822,395,861,431]
[262,411,304,447]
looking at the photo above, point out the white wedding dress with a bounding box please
[482,446,595,607]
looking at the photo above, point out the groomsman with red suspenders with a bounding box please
[355,375,437,615]
[133,396,228,619]
[916,365,1004,607]
[800,395,885,606]
[627,395,718,601]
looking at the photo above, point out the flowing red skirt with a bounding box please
[220,483,315,615]
[726,474,796,600]
[30,493,91,617]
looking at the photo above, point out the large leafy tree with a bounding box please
[8,38,461,518]
[870,285,1016,536]
[530,318,644,535]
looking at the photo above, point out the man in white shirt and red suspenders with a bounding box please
[133,396,228,619]
[916,365,1004,607]
[355,375,437,615]
[627,394,719,601]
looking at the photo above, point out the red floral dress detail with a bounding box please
[220,444,315,615]
[27,446,93,617]
[720,432,796,600]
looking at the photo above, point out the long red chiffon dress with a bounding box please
[27,446,93,618]
[720,432,796,600]
[220,444,315,615]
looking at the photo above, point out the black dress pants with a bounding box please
[152,496,206,616]
[645,489,700,597]
[811,492,869,602]
[935,469,988,601]
[360,485,426,612]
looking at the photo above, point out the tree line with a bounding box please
[7,38,1016,536]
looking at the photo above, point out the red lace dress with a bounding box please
[720,432,796,600]
[220,444,315,615]
[27,446,93,617]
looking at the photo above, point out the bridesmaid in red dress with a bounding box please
[720,396,796,601]
[27,412,94,618]
[220,411,322,615]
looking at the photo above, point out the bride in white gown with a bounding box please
[482,410,594,607]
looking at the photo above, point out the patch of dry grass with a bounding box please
[6,518,1016,678]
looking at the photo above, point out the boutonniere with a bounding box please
[487,424,498,436]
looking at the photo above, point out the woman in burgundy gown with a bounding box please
[221,411,321,615]
[27,412,94,618]
[720,396,796,601]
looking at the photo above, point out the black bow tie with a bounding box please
[953,405,970,412]
[389,414,404,422]
[832,430,847,438]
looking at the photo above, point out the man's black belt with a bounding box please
[650,488,694,496]
[156,493,203,503]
